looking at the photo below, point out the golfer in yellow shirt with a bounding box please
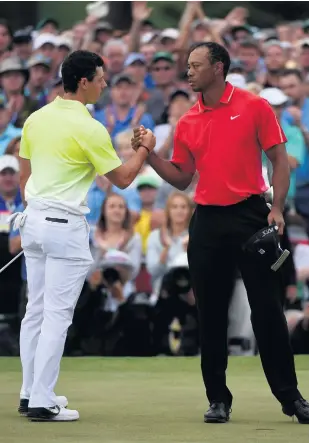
[17,50,156,422]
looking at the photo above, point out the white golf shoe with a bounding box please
[27,404,79,422]
[18,395,69,416]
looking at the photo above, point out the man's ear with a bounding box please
[80,78,88,90]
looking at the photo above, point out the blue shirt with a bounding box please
[282,98,309,187]
[94,106,155,141]
[86,182,142,226]
[9,202,26,281]
[0,189,22,234]
[0,124,22,155]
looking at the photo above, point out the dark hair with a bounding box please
[61,50,104,93]
[189,42,231,79]
[239,38,260,52]
[98,193,131,232]
[280,68,303,82]
[0,19,13,51]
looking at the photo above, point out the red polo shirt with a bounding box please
[171,82,287,206]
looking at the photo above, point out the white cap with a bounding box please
[259,87,288,106]
[140,31,158,45]
[0,155,19,172]
[168,252,189,270]
[226,73,247,89]
[33,33,58,51]
[56,36,73,50]
[100,250,135,280]
[160,28,180,41]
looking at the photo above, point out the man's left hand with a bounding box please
[267,206,285,235]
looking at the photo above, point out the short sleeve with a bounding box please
[19,125,30,159]
[84,123,122,176]
[171,122,196,174]
[256,98,287,151]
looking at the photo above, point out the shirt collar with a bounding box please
[198,82,235,112]
[53,96,91,116]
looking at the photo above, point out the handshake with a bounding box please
[131,125,156,154]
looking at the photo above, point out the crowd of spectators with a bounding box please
[0,2,309,357]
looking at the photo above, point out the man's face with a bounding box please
[39,43,56,60]
[238,47,260,72]
[233,30,251,43]
[56,45,71,66]
[151,59,176,87]
[187,47,218,92]
[84,66,107,104]
[111,81,134,106]
[265,45,286,73]
[300,46,309,70]
[0,168,19,194]
[169,96,191,121]
[106,45,126,74]
[29,64,50,88]
[1,71,25,94]
[125,61,147,83]
[140,44,157,66]
[138,186,157,206]
[0,24,11,52]
[96,30,112,45]
[14,42,32,61]
[279,74,303,102]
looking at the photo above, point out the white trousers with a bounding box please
[19,203,93,407]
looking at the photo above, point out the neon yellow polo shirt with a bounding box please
[19,96,122,214]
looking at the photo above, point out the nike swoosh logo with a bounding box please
[231,115,240,120]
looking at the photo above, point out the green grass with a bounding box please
[1,356,309,443]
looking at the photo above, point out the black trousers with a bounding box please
[187,195,300,407]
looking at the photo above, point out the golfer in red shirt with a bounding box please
[132,42,309,424]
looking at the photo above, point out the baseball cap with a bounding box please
[259,88,288,106]
[160,28,180,41]
[27,53,51,69]
[36,18,59,31]
[152,51,174,64]
[13,27,33,44]
[140,31,158,45]
[191,18,211,31]
[226,73,247,89]
[229,59,245,72]
[231,25,253,36]
[124,53,146,67]
[56,36,73,51]
[0,155,19,173]
[111,73,135,87]
[33,33,58,51]
[95,21,113,33]
[136,175,160,189]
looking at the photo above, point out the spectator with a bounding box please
[12,28,33,63]
[150,52,178,114]
[24,54,51,106]
[32,33,58,77]
[260,87,306,204]
[103,39,128,82]
[0,19,12,62]
[0,57,38,128]
[134,175,163,255]
[0,155,22,320]
[259,41,287,88]
[35,18,59,35]
[88,193,142,309]
[94,73,154,140]
[146,192,192,298]
[0,100,22,155]
[55,36,73,69]
[46,77,64,103]
[238,39,262,82]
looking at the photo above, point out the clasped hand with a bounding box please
[131,125,155,153]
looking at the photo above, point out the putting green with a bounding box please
[1,356,308,443]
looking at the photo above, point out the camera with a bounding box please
[102,267,121,285]
[161,253,191,297]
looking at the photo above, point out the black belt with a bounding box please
[45,217,68,224]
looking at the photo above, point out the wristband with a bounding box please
[140,145,150,154]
